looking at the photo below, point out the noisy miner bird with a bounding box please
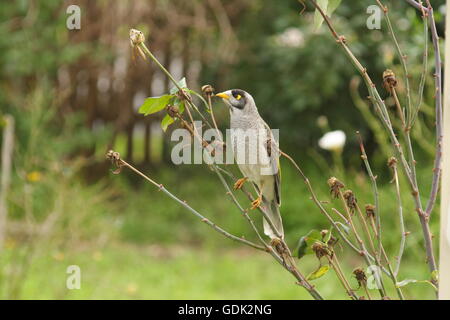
[216,89,283,239]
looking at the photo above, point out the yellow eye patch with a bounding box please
[236,94,241,100]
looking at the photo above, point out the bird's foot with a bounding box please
[270,238,282,247]
[251,196,262,210]
[233,177,248,190]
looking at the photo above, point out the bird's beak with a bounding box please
[215,92,230,100]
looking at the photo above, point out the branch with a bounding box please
[307,0,438,279]
[404,0,429,12]
[423,0,443,219]
[106,150,265,251]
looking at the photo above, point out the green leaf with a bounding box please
[161,114,175,132]
[296,229,322,259]
[313,0,341,32]
[324,226,333,243]
[178,101,185,114]
[313,0,329,31]
[139,95,173,116]
[172,98,185,114]
[328,0,342,15]
[170,77,187,94]
[396,279,437,291]
[307,265,330,280]
[335,221,350,235]
[396,279,417,287]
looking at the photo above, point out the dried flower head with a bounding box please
[365,204,376,218]
[166,105,179,118]
[106,150,124,174]
[387,156,398,168]
[311,241,330,259]
[383,69,397,93]
[201,85,214,96]
[343,190,357,214]
[328,177,344,198]
[327,235,338,247]
[129,29,145,46]
[353,268,367,288]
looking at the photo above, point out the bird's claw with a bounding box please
[233,177,248,190]
[270,238,282,247]
[251,196,262,210]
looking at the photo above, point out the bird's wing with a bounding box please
[262,121,281,206]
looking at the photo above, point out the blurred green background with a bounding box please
[0,0,445,299]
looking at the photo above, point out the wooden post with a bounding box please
[439,0,450,300]
[0,115,14,251]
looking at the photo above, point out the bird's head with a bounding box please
[215,89,257,115]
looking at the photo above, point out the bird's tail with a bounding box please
[262,199,284,239]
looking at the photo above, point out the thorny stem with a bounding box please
[328,253,358,300]
[404,0,428,12]
[357,133,382,256]
[412,6,429,126]
[376,0,412,125]
[206,92,222,141]
[363,283,373,300]
[338,189,387,298]
[391,89,406,129]
[423,0,443,220]
[355,205,377,260]
[307,0,437,280]
[106,151,265,251]
[390,167,407,278]
[405,0,441,280]
[358,202,405,299]
[130,30,323,300]
[281,150,390,276]
[214,166,269,248]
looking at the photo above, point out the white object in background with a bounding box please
[318,130,346,151]
[448,205,450,247]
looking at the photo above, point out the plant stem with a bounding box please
[308,0,437,280]
[391,165,406,277]
[328,253,358,300]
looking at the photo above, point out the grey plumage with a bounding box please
[217,89,283,239]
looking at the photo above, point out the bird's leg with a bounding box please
[233,177,248,190]
[251,189,263,210]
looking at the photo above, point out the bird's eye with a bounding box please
[236,94,241,100]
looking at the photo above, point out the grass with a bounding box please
[0,144,440,300]
[1,242,436,300]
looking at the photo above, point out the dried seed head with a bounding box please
[166,104,179,118]
[327,235,338,247]
[387,156,398,168]
[106,150,123,174]
[201,84,214,96]
[383,69,397,93]
[320,229,329,238]
[365,204,376,218]
[353,268,367,287]
[129,29,145,46]
[311,241,330,259]
[328,177,344,198]
[343,190,357,214]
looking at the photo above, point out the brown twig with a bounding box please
[106,150,265,251]
[308,0,438,281]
